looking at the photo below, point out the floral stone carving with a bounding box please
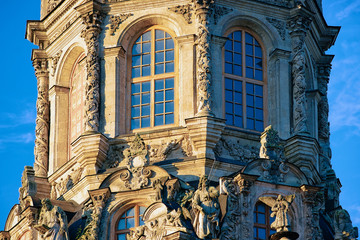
[109,14,133,35]
[149,136,193,162]
[266,17,286,40]
[214,138,258,162]
[169,4,193,24]
[259,194,295,232]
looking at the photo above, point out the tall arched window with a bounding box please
[224,30,265,131]
[254,202,275,240]
[115,205,146,240]
[130,28,176,130]
[69,55,86,145]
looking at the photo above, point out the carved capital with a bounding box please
[89,188,111,209]
[287,11,312,36]
[33,58,49,77]
[0,231,10,240]
[233,173,258,194]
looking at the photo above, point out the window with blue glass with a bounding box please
[131,28,175,130]
[224,30,265,131]
[254,202,276,240]
[116,205,146,240]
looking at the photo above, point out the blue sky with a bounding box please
[0,0,359,231]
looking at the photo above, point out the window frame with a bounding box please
[114,204,146,239]
[126,26,178,133]
[254,201,276,240]
[222,27,268,132]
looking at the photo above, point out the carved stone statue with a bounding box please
[259,194,295,232]
[334,208,359,240]
[36,199,69,240]
[192,175,220,239]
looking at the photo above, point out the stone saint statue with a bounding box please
[36,199,69,240]
[334,208,358,240]
[259,194,295,232]
[192,175,220,239]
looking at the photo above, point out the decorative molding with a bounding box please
[51,50,62,77]
[169,4,193,24]
[266,17,286,40]
[19,166,37,211]
[109,13,133,35]
[214,138,258,162]
[47,0,62,14]
[253,0,293,8]
[149,136,193,162]
[49,16,78,44]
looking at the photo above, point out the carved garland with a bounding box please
[80,11,103,132]
[109,13,133,35]
[33,58,50,177]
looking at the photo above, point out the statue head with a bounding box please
[41,198,53,211]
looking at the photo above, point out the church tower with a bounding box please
[1,0,357,239]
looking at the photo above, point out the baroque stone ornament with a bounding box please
[192,175,220,239]
[212,5,233,24]
[259,194,295,232]
[109,13,133,35]
[254,0,292,8]
[214,138,258,162]
[266,17,286,40]
[47,0,62,14]
[35,199,69,240]
[51,50,62,77]
[33,56,50,177]
[287,10,312,135]
[317,64,331,140]
[149,136,193,162]
[169,4,193,24]
[19,166,37,211]
[79,8,103,132]
[334,208,359,240]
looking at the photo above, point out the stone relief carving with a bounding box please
[214,138,258,162]
[149,136,193,162]
[334,208,359,240]
[169,4,193,24]
[109,14,133,35]
[33,58,50,177]
[266,17,286,40]
[212,5,233,24]
[35,199,69,240]
[287,13,312,134]
[192,175,220,239]
[80,11,103,132]
[50,167,83,199]
[259,194,295,232]
[51,50,62,77]
[47,0,62,14]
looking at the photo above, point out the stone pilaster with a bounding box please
[76,1,103,133]
[32,49,50,177]
[192,0,214,116]
[287,6,312,135]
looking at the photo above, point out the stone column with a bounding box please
[287,7,312,135]
[32,50,50,177]
[192,0,214,117]
[77,1,103,133]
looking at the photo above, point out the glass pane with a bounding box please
[165,90,174,101]
[127,217,135,228]
[155,103,164,114]
[118,219,125,230]
[155,29,164,39]
[117,234,126,240]
[258,228,266,240]
[247,95,254,107]
[165,114,174,124]
[127,208,135,216]
[246,83,254,93]
[142,117,150,128]
[234,53,242,65]
[234,116,243,127]
[142,66,151,76]
[140,206,146,215]
[225,90,233,102]
[142,105,150,116]
[255,39,260,46]
[234,92,242,104]
[142,54,150,65]
[255,85,263,96]
[254,227,258,238]
[132,67,140,78]
[246,67,254,79]
[131,95,140,105]
[142,82,151,92]
[132,107,140,117]
[155,115,164,126]
[234,65,242,76]
[165,62,174,73]
[165,32,171,38]
[155,52,164,63]
[233,31,241,41]
[165,39,174,49]
[255,120,264,131]
[142,93,150,104]
[225,114,233,125]
[155,91,164,102]
[132,44,141,55]
[255,46,262,57]
[225,51,232,62]
[247,106,254,118]
[257,203,265,213]
[225,78,233,90]
[135,35,141,43]
[255,97,263,108]
[131,118,140,130]
[226,102,233,114]
[234,80,242,91]
[142,42,151,53]
[255,109,263,120]
[165,78,174,88]
[166,50,174,61]
[156,40,164,51]
[155,64,164,75]
[155,79,164,90]
[246,44,253,55]
[245,33,253,44]
[255,58,262,69]
[132,83,141,94]
[142,31,151,41]
[234,104,242,115]
[246,56,253,67]
[255,70,263,81]
[225,63,233,74]
[247,119,254,129]
[165,102,174,113]
[234,41,242,53]
[132,55,141,66]
[224,40,232,50]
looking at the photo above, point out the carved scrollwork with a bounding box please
[149,136,193,162]
[212,5,233,24]
[169,4,193,24]
[109,13,133,35]
[51,50,62,77]
[214,138,258,162]
[266,17,286,40]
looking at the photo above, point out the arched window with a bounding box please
[130,28,176,130]
[254,202,275,240]
[69,54,86,145]
[223,30,265,131]
[116,205,146,240]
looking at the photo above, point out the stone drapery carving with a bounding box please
[109,14,133,35]
[33,57,50,177]
[169,4,193,24]
[35,199,69,240]
[192,175,220,239]
[287,11,312,134]
[266,17,286,40]
[193,0,214,116]
[259,194,295,232]
[334,208,358,240]
[80,9,103,132]
[214,138,258,162]
[51,50,62,77]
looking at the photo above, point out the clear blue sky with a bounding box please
[0,0,359,230]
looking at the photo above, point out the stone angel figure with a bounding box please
[259,194,295,232]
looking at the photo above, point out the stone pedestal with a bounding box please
[270,231,299,240]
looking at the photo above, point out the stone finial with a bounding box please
[260,125,282,159]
